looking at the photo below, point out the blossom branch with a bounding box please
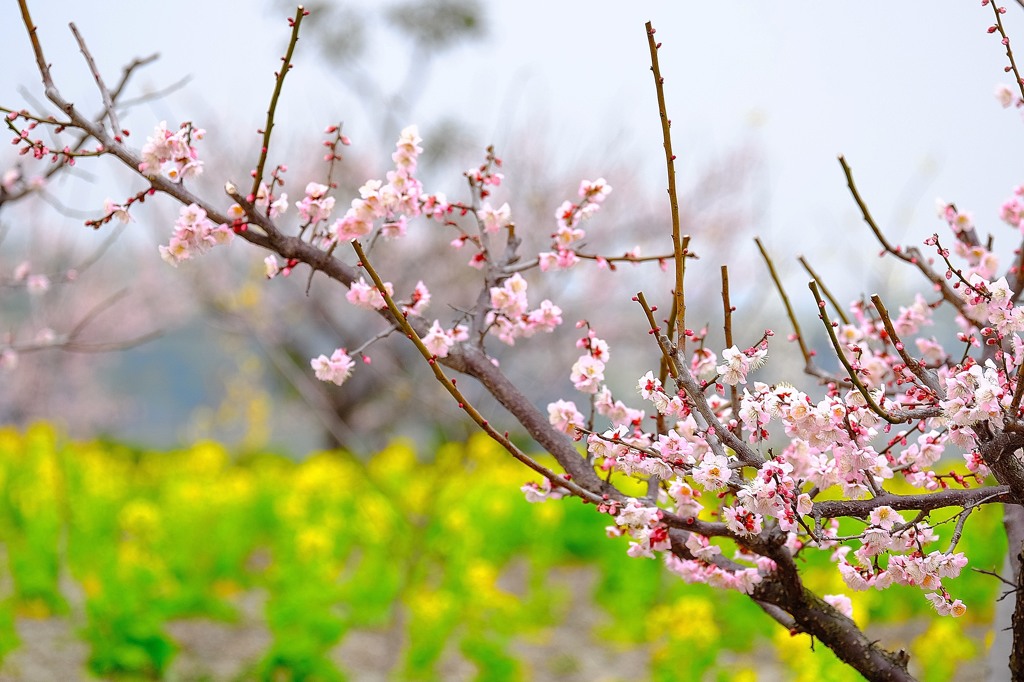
[810,281,938,424]
[635,291,759,465]
[721,265,740,436]
[510,249,682,273]
[351,238,605,504]
[989,0,1024,102]
[675,359,765,468]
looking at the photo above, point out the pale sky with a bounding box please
[5,1,1024,289]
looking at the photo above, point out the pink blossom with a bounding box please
[860,527,892,557]
[723,505,763,537]
[578,177,612,203]
[595,387,644,427]
[346,277,392,310]
[838,562,871,591]
[964,450,991,477]
[0,349,18,371]
[915,337,947,365]
[690,348,718,380]
[1000,185,1024,230]
[525,300,563,333]
[404,280,431,316]
[477,201,511,233]
[925,591,967,617]
[295,182,335,223]
[521,477,567,503]
[490,273,529,318]
[1,169,19,191]
[893,294,933,336]
[264,255,280,279]
[547,399,584,435]
[717,345,767,385]
[692,452,732,491]
[380,216,408,240]
[310,348,355,386]
[26,274,50,295]
[537,248,580,271]
[553,225,585,248]
[422,320,455,358]
[664,555,712,584]
[103,198,133,224]
[615,498,660,529]
[139,121,204,182]
[159,203,233,266]
[668,480,704,518]
[684,532,721,562]
[570,354,605,394]
[392,125,422,172]
[824,594,854,619]
[586,430,625,461]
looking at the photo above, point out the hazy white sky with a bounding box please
[5,1,1024,446]
[4,1,1024,293]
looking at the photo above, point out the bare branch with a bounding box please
[645,21,685,353]
[68,22,121,140]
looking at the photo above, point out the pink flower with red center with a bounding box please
[692,452,732,491]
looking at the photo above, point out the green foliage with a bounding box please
[0,423,1003,679]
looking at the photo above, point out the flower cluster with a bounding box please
[421,320,468,359]
[533,222,1021,618]
[158,204,233,266]
[538,178,613,272]
[139,121,204,182]
[132,112,1020,623]
[295,182,335,224]
[328,125,445,244]
[716,341,769,386]
[569,329,609,394]
[485,273,563,344]
[834,505,968,616]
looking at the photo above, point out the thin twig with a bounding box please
[352,239,604,504]
[1011,359,1024,419]
[810,281,907,424]
[18,0,56,94]
[645,22,685,353]
[722,265,740,436]
[755,238,812,368]
[68,23,121,140]
[973,566,1018,590]
[870,294,943,396]
[636,291,678,380]
[799,255,849,326]
[989,0,1024,103]
[251,6,308,200]
[839,156,962,312]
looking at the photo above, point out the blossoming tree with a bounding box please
[10,1,1024,679]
